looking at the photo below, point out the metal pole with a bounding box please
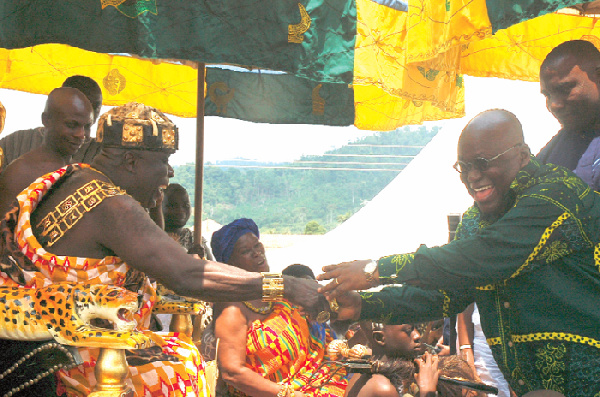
[194,63,205,245]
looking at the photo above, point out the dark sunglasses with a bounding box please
[453,143,522,174]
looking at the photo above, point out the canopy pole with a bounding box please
[194,63,206,246]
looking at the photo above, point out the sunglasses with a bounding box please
[453,143,522,174]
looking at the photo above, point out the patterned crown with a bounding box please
[96,102,178,152]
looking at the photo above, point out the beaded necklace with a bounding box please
[243,301,274,314]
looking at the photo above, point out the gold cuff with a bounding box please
[262,272,284,302]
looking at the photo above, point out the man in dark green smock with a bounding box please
[318,109,600,396]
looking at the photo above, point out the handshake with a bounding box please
[274,259,379,322]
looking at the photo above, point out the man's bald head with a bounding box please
[460,109,525,147]
[44,87,92,117]
[41,87,94,157]
[457,109,530,217]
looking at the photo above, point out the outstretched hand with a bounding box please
[283,275,329,319]
[328,291,362,322]
[316,259,377,298]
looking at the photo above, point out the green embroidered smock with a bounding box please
[359,158,600,396]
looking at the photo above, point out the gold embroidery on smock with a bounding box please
[37,180,127,247]
[595,244,600,273]
[534,343,566,393]
[538,241,570,263]
[440,290,450,318]
[391,253,414,275]
[508,212,570,280]
[487,332,600,350]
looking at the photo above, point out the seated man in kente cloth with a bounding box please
[0,102,323,397]
[318,109,600,396]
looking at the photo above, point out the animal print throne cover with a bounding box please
[0,164,208,397]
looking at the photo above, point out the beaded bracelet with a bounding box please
[277,383,295,397]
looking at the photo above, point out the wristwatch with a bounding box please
[363,260,378,283]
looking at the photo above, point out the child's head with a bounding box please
[370,322,423,360]
[163,183,191,229]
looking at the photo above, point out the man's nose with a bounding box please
[168,164,174,178]
[548,96,564,113]
[465,167,483,182]
[413,330,421,341]
[74,125,86,139]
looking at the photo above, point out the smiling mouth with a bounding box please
[472,185,492,192]
[471,184,495,202]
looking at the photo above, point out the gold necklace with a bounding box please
[243,301,274,314]
[89,167,115,184]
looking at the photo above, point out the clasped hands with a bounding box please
[285,259,376,322]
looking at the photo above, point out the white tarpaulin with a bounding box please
[268,77,559,276]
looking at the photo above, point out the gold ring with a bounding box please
[334,277,340,285]
[330,298,339,313]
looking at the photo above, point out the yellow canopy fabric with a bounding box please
[0,46,200,117]
[353,0,465,130]
[405,0,600,83]
[0,1,598,130]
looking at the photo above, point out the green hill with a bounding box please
[171,125,440,234]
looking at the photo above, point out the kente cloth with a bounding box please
[0,164,208,397]
[359,157,600,396]
[211,218,259,263]
[224,300,347,397]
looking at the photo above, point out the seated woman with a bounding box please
[211,219,347,397]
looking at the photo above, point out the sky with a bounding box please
[0,75,560,165]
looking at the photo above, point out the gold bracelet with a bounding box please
[276,384,287,397]
[262,272,284,302]
[276,383,294,397]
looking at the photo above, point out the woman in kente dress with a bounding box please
[210,219,347,397]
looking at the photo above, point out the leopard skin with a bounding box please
[152,299,207,315]
[0,283,153,349]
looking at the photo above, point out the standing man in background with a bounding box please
[537,40,600,189]
[0,75,103,170]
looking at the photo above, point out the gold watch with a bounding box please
[364,260,378,283]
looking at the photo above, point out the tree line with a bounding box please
[171,125,440,234]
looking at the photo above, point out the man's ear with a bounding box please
[372,330,385,347]
[41,111,49,127]
[123,151,138,173]
[520,144,531,168]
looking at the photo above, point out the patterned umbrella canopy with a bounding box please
[1,0,595,132]
[0,0,598,237]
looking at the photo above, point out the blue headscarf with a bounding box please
[211,218,260,263]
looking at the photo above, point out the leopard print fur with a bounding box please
[0,283,152,349]
[153,299,207,315]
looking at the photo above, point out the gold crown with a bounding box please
[96,102,178,152]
